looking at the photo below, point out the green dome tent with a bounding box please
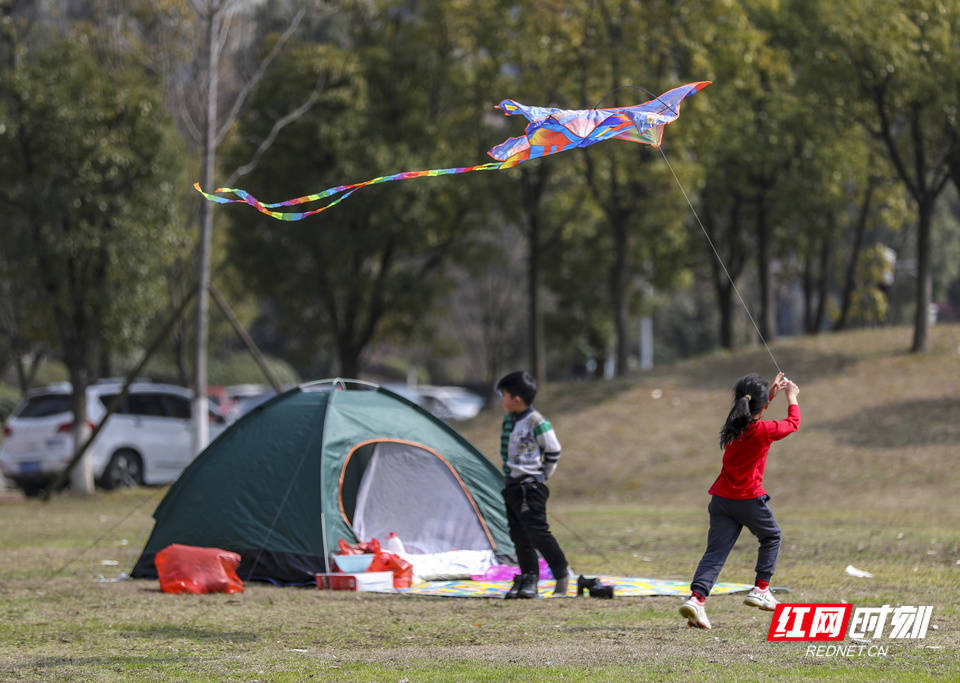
[131,379,512,583]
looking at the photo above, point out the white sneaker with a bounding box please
[679,596,711,629]
[743,586,778,611]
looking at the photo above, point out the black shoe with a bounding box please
[553,573,570,597]
[504,574,524,599]
[516,572,539,599]
[589,583,614,599]
[577,575,599,597]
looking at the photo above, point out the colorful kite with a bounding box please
[194,81,710,221]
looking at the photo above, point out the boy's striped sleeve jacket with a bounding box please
[501,408,562,480]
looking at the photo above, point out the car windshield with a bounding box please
[16,394,73,418]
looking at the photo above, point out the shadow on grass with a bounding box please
[814,397,960,448]
[120,624,259,643]
[19,654,196,672]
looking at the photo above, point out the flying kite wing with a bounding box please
[488,81,711,167]
[195,81,710,221]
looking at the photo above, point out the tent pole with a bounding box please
[209,282,283,392]
[319,388,332,575]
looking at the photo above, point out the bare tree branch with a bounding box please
[215,5,307,145]
[224,71,329,186]
[173,78,204,144]
[215,3,235,61]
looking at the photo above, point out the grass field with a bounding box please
[1,325,958,680]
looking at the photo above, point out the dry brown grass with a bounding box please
[461,324,960,511]
[0,324,958,679]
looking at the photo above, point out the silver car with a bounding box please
[0,381,226,496]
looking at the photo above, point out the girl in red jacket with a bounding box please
[680,371,800,630]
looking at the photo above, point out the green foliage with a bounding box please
[224,5,495,375]
[543,226,615,373]
[0,29,187,376]
[932,186,960,300]
[139,350,299,388]
[1,0,958,383]
[208,352,299,387]
[30,359,69,387]
[0,382,20,423]
[848,245,895,325]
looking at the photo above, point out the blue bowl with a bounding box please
[333,553,375,573]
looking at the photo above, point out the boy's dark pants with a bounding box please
[691,494,781,597]
[502,479,567,579]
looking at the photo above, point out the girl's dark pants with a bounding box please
[502,478,567,579]
[691,494,781,597]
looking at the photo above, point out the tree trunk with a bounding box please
[15,351,45,394]
[718,282,734,349]
[519,164,549,384]
[912,201,933,352]
[526,213,545,384]
[193,4,220,456]
[173,321,190,387]
[68,368,94,494]
[755,194,776,342]
[802,246,814,333]
[869,94,951,353]
[813,234,831,333]
[703,196,745,350]
[98,343,112,380]
[610,221,629,377]
[836,179,876,331]
[338,342,361,378]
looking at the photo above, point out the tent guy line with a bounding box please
[43,488,164,582]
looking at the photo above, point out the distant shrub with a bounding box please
[0,384,21,424]
[208,353,300,387]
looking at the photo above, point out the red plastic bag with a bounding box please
[155,543,244,594]
[369,551,414,589]
[337,537,381,555]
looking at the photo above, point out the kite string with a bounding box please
[655,146,782,374]
[594,83,781,374]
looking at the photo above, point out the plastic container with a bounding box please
[316,571,393,591]
[333,553,375,573]
[382,532,406,554]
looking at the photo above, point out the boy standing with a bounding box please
[497,371,569,598]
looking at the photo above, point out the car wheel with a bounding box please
[19,481,46,498]
[101,449,143,490]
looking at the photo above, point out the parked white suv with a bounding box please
[0,381,226,496]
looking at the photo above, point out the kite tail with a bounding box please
[194,161,505,222]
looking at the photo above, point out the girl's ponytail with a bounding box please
[719,375,770,448]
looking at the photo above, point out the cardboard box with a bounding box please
[315,571,393,592]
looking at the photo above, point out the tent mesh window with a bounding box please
[340,440,494,554]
